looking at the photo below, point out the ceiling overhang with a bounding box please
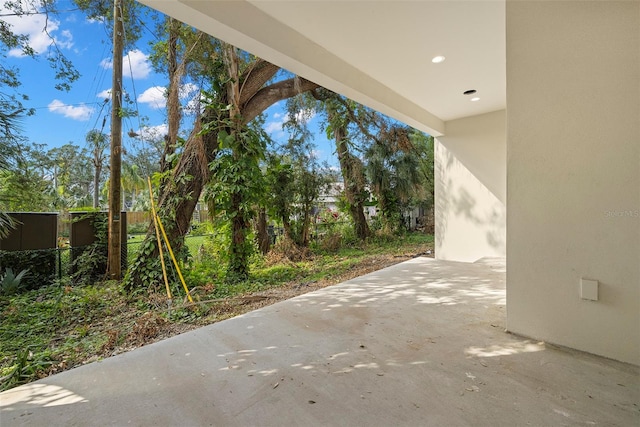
[137,0,506,137]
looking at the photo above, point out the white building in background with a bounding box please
[317,182,427,230]
[316,182,376,219]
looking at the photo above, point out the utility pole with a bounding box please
[108,0,123,279]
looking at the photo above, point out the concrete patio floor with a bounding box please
[1,257,638,426]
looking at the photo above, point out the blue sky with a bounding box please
[3,0,338,167]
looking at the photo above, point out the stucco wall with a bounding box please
[435,110,506,262]
[506,1,640,364]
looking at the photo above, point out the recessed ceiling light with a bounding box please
[471,97,480,102]
[463,89,477,95]
[431,55,446,64]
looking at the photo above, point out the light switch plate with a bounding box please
[581,278,598,301]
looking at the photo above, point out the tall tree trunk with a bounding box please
[334,126,370,240]
[159,18,185,192]
[125,117,216,290]
[223,44,252,280]
[281,215,293,242]
[301,207,311,247]
[131,189,136,208]
[93,164,101,208]
[229,191,249,279]
[255,207,270,255]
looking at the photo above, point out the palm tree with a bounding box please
[121,162,145,210]
[365,127,430,233]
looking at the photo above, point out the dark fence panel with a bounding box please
[0,213,58,290]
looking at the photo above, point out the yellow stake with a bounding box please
[147,177,172,301]
[155,211,194,303]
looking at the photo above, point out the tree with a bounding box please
[125,38,319,289]
[322,93,371,240]
[279,97,326,247]
[1,0,80,131]
[126,126,163,180]
[0,143,55,211]
[365,126,425,233]
[121,162,145,210]
[47,143,93,209]
[264,154,295,242]
[85,130,108,209]
[294,163,325,246]
[0,109,23,237]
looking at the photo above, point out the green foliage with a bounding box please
[1,233,433,390]
[1,1,79,143]
[189,222,210,236]
[72,0,145,49]
[265,154,295,231]
[0,249,56,291]
[183,220,228,287]
[0,281,125,390]
[124,238,162,291]
[0,348,53,392]
[206,123,267,282]
[0,212,16,239]
[70,212,108,286]
[128,222,149,234]
[365,126,434,234]
[0,142,96,212]
[0,267,29,296]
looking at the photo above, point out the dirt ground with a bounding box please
[43,251,432,379]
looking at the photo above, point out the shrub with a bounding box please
[0,268,29,295]
[266,236,310,264]
[318,232,342,253]
[0,249,56,291]
[127,222,149,234]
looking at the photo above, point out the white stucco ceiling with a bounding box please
[138,0,506,136]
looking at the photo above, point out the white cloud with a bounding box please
[136,124,168,141]
[264,119,285,134]
[137,83,202,112]
[2,1,74,57]
[264,109,316,135]
[48,99,93,121]
[96,88,112,100]
[101,49,151,80]
[138,86,166,109]
[57,30,73,49]
[87,16,105,24]
[184,97,203,116]
[179,83,199,100]
[294,109,316,123]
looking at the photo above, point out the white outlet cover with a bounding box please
[581,278,599,301]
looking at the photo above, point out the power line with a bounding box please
[137,16,162,42]
[30,101,106,110]
[119,2,143,141]
[0,8,81,17]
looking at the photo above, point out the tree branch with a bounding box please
[334,95,383,145]
[238,59,281,106]
[242,77,320,124]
